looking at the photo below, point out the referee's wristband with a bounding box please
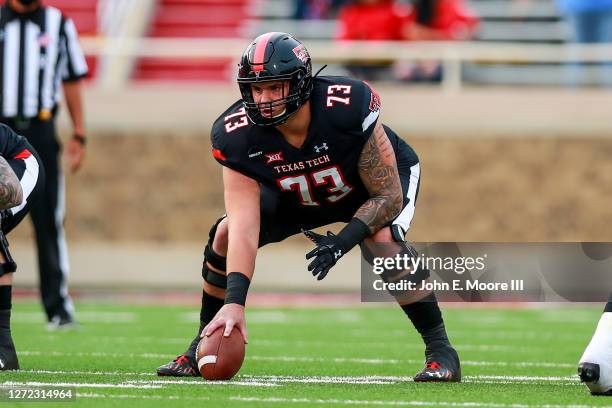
[72,134,86,146]
[224,272,251,306]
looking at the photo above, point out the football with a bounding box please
[196,327,245,380]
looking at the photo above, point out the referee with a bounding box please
[0,0,88,329]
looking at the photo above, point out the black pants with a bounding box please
[1,117,74,322]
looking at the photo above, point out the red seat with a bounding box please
[133,0,250,82]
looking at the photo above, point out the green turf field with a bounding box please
[1,301,610,407]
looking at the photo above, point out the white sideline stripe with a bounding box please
[19,351,175,359]
[19,371,579,382]
[231,397,592,408]
[19,369,156,377]
[126,380,278,387]
[240,374,579,383]
[12,311,137,323]
[46,334,542,352]
[34,333,555,354]
[253,340,537,353]
[77,393,595,408]
[2,381,161,389]
[127,380,278,387]
[17,351,575,368]
[78,392,210,401]
[349,329,588,342]
[248,356,575,369]
[12,372,582,387]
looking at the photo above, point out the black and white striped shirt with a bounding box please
[0,4,88,119]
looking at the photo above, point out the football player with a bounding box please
[0,124,45,370]
[578,293,612,395]
[157,32,460,382]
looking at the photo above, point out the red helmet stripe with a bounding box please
[252,32,275,72]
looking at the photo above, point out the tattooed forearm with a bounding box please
[0,156,23,210]
[355,122,403,233]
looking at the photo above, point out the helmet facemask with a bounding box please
[238,69,311,126]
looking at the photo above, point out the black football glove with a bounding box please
[303,229,345,281]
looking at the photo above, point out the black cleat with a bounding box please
[156,354,199,377]
[414,346,461,383]
[578,362,612,396]
[0,336,19,371]
[578,362,601,383]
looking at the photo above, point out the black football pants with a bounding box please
[2,117,74,322]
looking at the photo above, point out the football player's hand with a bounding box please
[303,229,345,281]
[201,303,248,344]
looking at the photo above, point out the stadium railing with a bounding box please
[79,37,612,92]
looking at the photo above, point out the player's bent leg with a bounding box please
[578,298,612,395]
[362,228,460,383]
[0,146,44,371]
[0,234,19,371]
[157,216,228,377]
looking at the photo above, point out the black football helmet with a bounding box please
[237,32,313,126]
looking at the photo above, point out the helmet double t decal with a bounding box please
[237,32,314,126]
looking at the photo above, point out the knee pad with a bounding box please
[202,263,227,289]
[202,216,227,289]
[204,215,227,271]
[0,230,16,277]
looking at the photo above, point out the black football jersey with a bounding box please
[0,124,32,159]
[211,76,404,218]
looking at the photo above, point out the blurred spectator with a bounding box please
[557,0,612,43]
[398,0,479,81]
[556,0,612,85]
[406,0,479,41]
[294,0,346,19]
[335,0,412,80]
[334,0,478,82]
[336,0,411,40]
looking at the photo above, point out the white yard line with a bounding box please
[1,381,160,389]
[230,397,593,408]
[126,379,279,387]
[253,340,537,353]
[12,311,137,323]
[348,329,587,342]
[249,355,575,369]
[6,372,583,387]
[18,369,156,377]
[18,350,175,359]
[78,392,210,401]
[43,335,544,353]
[17,350,575,368]
[76,393,595,407]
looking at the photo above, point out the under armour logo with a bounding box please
[334,250,342,260]
[314,143,328,153]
